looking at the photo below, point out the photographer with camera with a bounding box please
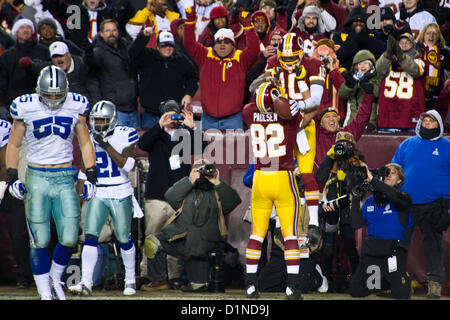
[315,131,365,292]
[143,159,242,292]
[138,100,206,291]
[349,163,413,299]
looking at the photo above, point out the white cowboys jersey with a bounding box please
[0,119,11,148]
[92,126,138,199]
[10,92,90,165]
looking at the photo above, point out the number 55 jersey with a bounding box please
[10,92,90,165]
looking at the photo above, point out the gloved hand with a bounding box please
[385,35,396,59]
[326,145,335,159]
[0,106,10,121]
[295,64,306,80]
[185,6,196,22]
[80,166,97,200]
[6,168,27,200]
[394,39,405,63]
[80,180,96,200]
[360,81,374,94]
[359,67,375,94]
[272,66,282,81]
[240,9,252,28]
[289,100,305,117]
[355,29,370,46]
[94,133,110,149]
[18,57,33,69]
[306,225,321,247]
[341,70,357,88]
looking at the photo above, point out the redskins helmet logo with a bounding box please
[255,82,281,114]
[278,33,304,71]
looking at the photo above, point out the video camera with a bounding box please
[334,141,354,159]
[198,164,216,178]
[351,165,391,197]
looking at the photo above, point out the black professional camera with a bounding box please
[334,141,354,159]
[198,164,216,178]
[320,55,330,66]
[208,250,225,293]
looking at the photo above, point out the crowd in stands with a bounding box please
[0,0,449,299]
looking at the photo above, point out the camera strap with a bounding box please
[164,199,186,227]
[214,190,228,240]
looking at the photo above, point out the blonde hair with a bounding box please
[417,23,445,49]
[385,163,404,186]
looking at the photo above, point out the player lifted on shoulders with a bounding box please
[243,81,312,300]
[69,100,140,297]
[264,32,324,249]
[6,66,97,300]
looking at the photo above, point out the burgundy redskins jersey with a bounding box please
[243,102,302,171]
[378,56,426,129]
[266,55,326,101]
[295,31,327,58]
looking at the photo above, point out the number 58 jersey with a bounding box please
[10,93,90,165]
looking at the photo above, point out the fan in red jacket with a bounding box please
[183,6,260,130]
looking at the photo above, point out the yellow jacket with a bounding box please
[128,7,180,34]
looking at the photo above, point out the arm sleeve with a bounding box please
[351,194,366,229]
[137,123,164,152]
[343,93,373,141]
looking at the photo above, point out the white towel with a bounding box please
[132,195,144,218]
[296,129,310,155]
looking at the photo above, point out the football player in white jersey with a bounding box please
[69,100,138,297]
[5,65,98,300]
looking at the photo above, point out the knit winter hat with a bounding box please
[214,28,235,44]
[319,107,339,125]
[12,18,35,37]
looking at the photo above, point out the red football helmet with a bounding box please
[277,33,304,71]
[255,81,281,114]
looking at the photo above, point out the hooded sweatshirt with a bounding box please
[392,110,450,204]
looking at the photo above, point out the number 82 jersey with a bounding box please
[10,93,90,165]
[243,102,302,171]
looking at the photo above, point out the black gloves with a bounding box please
[385,34,396,59]
[355,29,370,46]
[94,133,110,149]
[0,106,10,121]
[360,67,375,94]
[342,70,357,88]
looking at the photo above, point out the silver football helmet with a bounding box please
[36,65,68,111]
[89,100,117,137]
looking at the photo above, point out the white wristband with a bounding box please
[78,170,87,180]
[122,157,136,173]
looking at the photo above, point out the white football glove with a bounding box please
[289,100,305,117]
[9,180,27,200]
[80,180,96,200]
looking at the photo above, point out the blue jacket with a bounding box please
[362,196,413,241]
[392,110,450,204]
